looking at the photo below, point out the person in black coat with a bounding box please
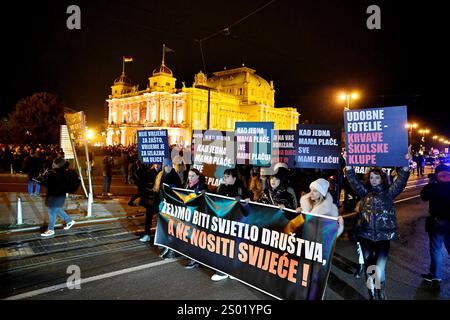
[211,168,252,281]
[216,168,252,200]
[22,150,42,197]
[139,164,161,242]
[39,157,76,237]
[156,158,183,258]
[259,172,296,210]
[184,168,208,269]
[345,151,411,300]
[128,160,147,206]
[420,164,450,283]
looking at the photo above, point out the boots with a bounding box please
[364,271,376,300]
[376,281,386,300]
[354,264,364,278]
[367,288,376,300]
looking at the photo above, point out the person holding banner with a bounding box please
[259,172,296,210]
[211,168,252,281]
[297,178,344,237]
[344,152,411,300]
[184,168,208,269]
[139,164,161,243]
[155,158,182,259]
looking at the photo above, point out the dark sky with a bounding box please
[1,0,448,139]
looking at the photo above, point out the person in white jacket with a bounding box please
[297,178,344,237]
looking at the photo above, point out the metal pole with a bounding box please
[81,112,94,217]
[17,196,23,225]
[10,164,13,175]
[207,89,211,129]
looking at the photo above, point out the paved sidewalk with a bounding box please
[0,192,146,232]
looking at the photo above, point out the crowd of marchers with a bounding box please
[1,142,449,300]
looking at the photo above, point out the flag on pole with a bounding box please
[123,56,133,62]
[164,47,175,53]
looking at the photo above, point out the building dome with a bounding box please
[207,67,272,92]
[152,63,173,76]
[114,73,132,85]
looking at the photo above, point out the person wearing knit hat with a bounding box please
[297,178,344,237]
[162,158,173,170]
[309,178,330,198]
[155,158,182,260]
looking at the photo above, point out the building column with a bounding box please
[137,102,140,124]
[107,102,112,124]
[146,99,150,123]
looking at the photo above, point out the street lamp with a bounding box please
[405,122,418,143]
[339,91,359,110]
[418,129,430,152]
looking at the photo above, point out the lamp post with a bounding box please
[418,129,430,153]
[405,122,418,145]
[339,92,359,110]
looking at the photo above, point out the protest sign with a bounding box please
[137,129,169,164]
[344,106,408,167]
[235,122,273,166]
[272,130,296,167]
[294,124,341,169]
[155,185,339,300]
[192,130,235,189]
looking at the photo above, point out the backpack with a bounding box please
[65,168,81,193]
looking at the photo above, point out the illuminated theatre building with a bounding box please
[106,57,300,146]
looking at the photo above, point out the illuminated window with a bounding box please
[239,88,243,95]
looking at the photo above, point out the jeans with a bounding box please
[358,237,390,283]
[28,179,40,195]
[103,176,111,193]
[48,207,72,230]
[428,219,450,279]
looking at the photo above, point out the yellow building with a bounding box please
[106,55,300,146]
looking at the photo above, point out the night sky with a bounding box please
[1,0,448,139]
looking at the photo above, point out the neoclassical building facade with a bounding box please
[106,56,300,146]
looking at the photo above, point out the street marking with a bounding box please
[3,258,180,300]
[404,182,428,189]
[394,195,421,203]
[342,195,421,218]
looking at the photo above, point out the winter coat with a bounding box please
[102,157,114,177]
[185,175,208,194]
[300,192,343,237]
[153,168,182,197]
[139,167,160,208]
[43,168,67,208]
[346,167,410,241]
[259,186,296,210]
[420,171,450,220]
[217,180,252,199]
